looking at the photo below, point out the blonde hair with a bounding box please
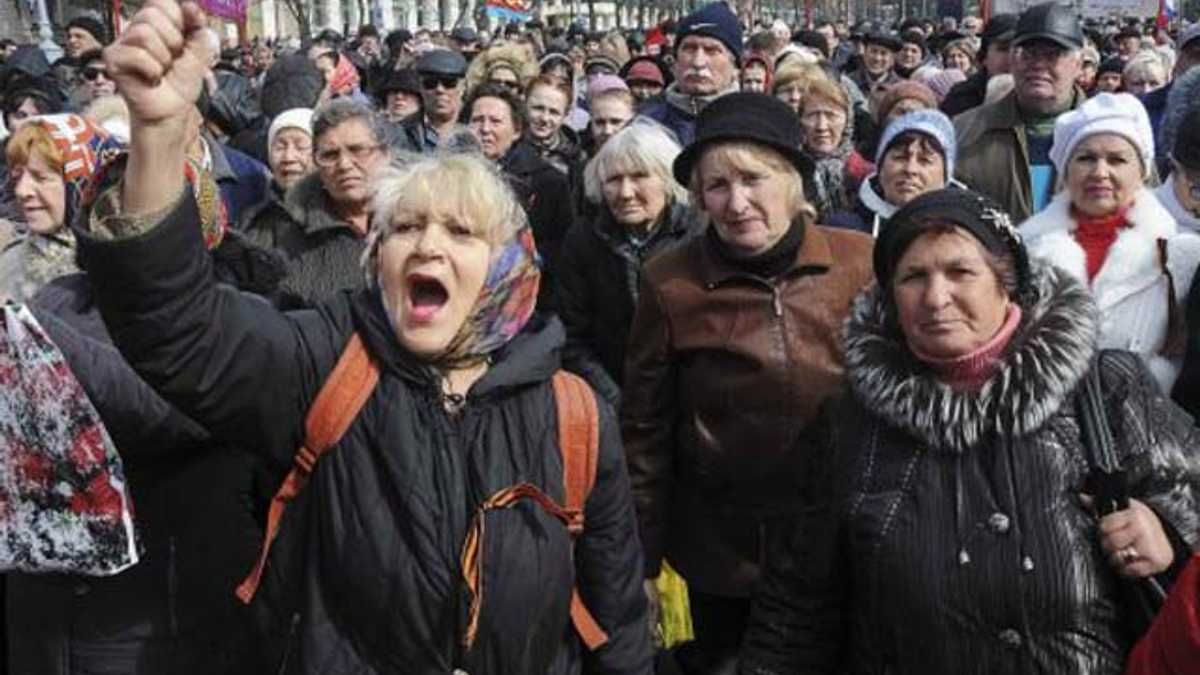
[799,75,849,115]
[584,119,687,205]
[465,42,539,95]
[363,152,527,285]
[771,62,827,95]
[688,141,816,227]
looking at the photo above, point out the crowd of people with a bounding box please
[1,0,1200,673]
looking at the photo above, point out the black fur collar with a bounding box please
[843,261,1098,453]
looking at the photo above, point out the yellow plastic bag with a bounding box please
[654,561,693,648]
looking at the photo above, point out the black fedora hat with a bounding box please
[673,92,814,187]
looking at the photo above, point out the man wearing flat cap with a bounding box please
[941,13,1017,117]
[849,31,902,98]
[954,1,1087,222]
[394,48,468,153]
[640,1,742,146]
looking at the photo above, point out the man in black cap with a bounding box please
[640,1,742,146]
[65,15,106,59]
[375,68,422,125]
[1115,25,1143,62]
[394,48,468,153]
[450,26,480,59]
[941,13,1017,117]
[849,31,901,98]
[1094,57,1124,93]
[954,1,1086,222]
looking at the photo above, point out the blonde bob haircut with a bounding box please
[583,119,688,206]
[687,141,817,228]
[363,152,528,286]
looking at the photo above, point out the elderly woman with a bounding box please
[622,93,873,672]
[941,36,977,74]
[0,114,123,302]
[558,120,700,407]
[828,109,963,236]
[76,8,653,673]
[242,99,389,307]
[1123,53,1168,96]
[1021,93,1200,394]
[739,187,1200,674]
[798,75,874,218]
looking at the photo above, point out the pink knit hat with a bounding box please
[921,68,968,102]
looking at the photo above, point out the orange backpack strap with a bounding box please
[235,333,380,604]
[551,371,610,651]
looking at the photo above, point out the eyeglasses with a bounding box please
[313,143,382,167]
[82,67,109,82]
[1014,43,1071,65]
[421,75,460,90]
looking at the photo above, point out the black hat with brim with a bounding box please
[672,92,815,190]
[864,31,903,51]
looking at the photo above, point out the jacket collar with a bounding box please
[697,218,834,287]
[592,200,692,249]
[985,88,1086,131]
[844,260,1097,453]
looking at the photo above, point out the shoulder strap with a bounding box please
[551,370,609,651]
[236,333,380,604]
[1157,237,1187,357]
[1075,357,1128,517]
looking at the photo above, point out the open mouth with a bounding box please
[407,274,449,323]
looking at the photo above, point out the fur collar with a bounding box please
[844,261,1097,453]
[1021,189,1180,306]
[282,172,347,234]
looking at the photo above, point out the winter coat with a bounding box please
[241,174,367,308]
[500,139,576,315]
[557,201,701,406]
[638,82,738,147]
[208,135,270,228]
[6,271,268,675]
[75,191,653,675]
[940,67,989,117]
[739,262,1200,675]
[1021,188,1200,393]
[621,224,874,597]
[954,89,1086,223]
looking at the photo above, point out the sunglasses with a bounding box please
[421,75,460,90]
[82,67,109,82]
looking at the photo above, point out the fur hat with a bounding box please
[1049,92,1154,178]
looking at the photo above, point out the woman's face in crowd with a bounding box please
[525,84,568,142]
[588,97,633,148]
[879,137,946,206]
[314,119,385,206]
[1124,66,1165,95]
[1066,133,1143,218]
[800,97,847,156]
[7,97,42,131]
[377,209,491,358]
[11,153,66,234]
[268,127,314,191]
[897,43,923,69]
[628,79,664,102]
[893,229,1009,359]
[944,48,972,72]
[741,63,768,93]
[775,81,805,115]
[386,90,422,122]
[469,96,520,160]
[601,162,669,233]
[1095,71,1123,93]
[698,146,795,256]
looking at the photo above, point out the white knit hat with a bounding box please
[267,108,314,149]
[1049,93,1154,178]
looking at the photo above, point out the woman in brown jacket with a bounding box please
[620,93,874,674]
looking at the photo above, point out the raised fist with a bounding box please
[103,0,213,128]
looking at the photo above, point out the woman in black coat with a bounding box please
[81,20,650,671]
[557,120,701,406]
[740,189,1200,674]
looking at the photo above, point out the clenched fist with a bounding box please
[104,0,212,129]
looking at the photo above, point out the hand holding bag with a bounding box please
[0,303,139,575]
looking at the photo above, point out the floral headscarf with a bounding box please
[27,114,125,229]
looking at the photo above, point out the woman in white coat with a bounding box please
[1021,92,1200,393]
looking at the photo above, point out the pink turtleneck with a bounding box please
[912,305,1024,391]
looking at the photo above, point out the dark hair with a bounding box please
[463,82,527,132]
[77,48,104,69]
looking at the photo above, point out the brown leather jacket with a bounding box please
[620,224,873,597]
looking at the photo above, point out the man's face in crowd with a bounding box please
[864,44,895,76]
[386,90,422,122]
[963,16,983,35]
[741,63,767,92]
[419,73,464,123]
[674,35,737,96]
[81,60,117,100]
[1095,71,1123,92]
[1012,39,1082,114]
[65,27,101,59]
[897,42,923,69]
[256,44,275,73]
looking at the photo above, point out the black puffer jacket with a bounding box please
[501,139,576,315]
[241,175,367,308]
[77,193,653,675]
[557,201,701,406]
[740,262,1200,675]
[7,269,271,675]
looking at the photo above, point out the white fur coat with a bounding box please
[1021,189,1200,393]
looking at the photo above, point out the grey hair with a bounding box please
[362,152,527,286]
[312,98,395,150]
[583,117,688,206]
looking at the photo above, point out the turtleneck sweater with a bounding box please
[911,304,1023,392]
[1072,205,1131,281]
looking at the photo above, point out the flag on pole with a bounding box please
[1158,0,1177,29]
